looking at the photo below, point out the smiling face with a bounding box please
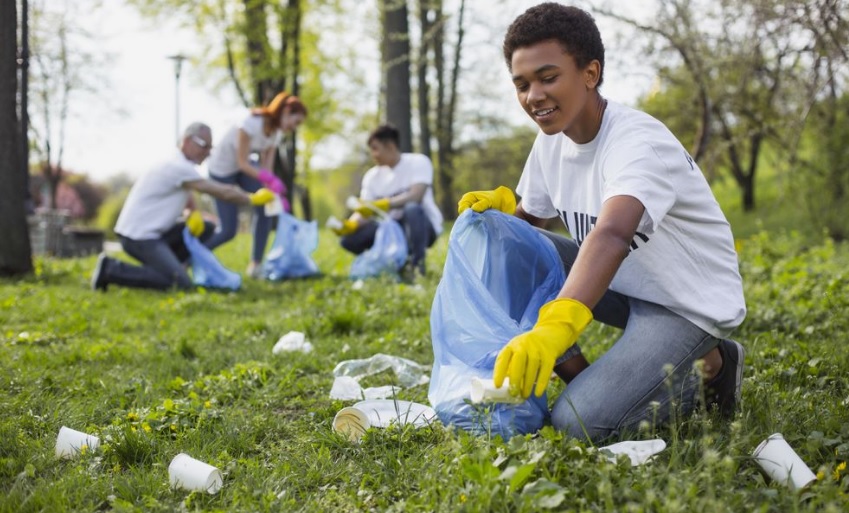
[510,39,602,143]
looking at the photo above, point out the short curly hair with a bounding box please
[503,3,605,88]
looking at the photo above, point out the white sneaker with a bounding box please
[246,262,264,279]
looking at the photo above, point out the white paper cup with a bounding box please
[168,453,224,494]
[325,216,343,231]
[333,407,371,442]
[469,377,524,404]
[752,433,817,490]
[345,196,361,211]
[264,195,283,216]
[55,426,100,459]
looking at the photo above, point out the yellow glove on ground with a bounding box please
[494,298,593,398]
[457,186,516,215]
[186,211,205,237]
[331,219,358,236]
[249,188,275,206]
[354,197,390,217]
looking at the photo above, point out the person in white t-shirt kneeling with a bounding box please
[90,122,275,292]
[331,124,444,279]
[457,3,747,442]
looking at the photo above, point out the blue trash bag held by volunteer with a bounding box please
[264,212,321,280]
[350,218,408,279]
[182,228,242,290]
[428,209,565,439]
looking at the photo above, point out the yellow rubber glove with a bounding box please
[249,188,275,206]
[331,219,358,236]
[186,210,205,237]
[354,197,391,217]
[494,298,593,398]
[457,186,517,215]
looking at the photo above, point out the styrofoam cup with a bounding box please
[345,196,361,211]
[55,426,100,459]
[469,377,523,404]
[333,407,371,442]
[752,433,817,490]
[168,453,223,494]
[264,195,283,216]
[326,216,343,231]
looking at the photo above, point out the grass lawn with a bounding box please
[2,222,849,512]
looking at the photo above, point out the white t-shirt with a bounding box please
[516,101,746,338]
[207,113,281,178]
[360,153,444,235]
[115,152,203,240]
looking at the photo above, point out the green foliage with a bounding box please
[451,126,537,197]
[95,186,129,239]
[1,230,849,511]
[791,94,849,241]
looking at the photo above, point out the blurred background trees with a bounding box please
[4,0,848,276]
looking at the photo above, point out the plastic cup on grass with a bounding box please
[752,433,817,490]
[55,426,100,459]
[168,453,223,494]
[333,407,371,443]
[469,377,523,404]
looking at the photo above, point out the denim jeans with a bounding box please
[340,203,437,272]
[538,230,721,442]
[109,222,214,290]
[204,172,271,263]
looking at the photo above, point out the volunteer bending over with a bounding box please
[91,122,274,291]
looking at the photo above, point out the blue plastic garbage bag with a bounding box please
[182,228,242,290]
[428,210,566,439]
[264,212,321,280]
[350,218,408,279]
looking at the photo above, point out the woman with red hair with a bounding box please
[205,92,308,277]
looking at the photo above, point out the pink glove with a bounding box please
[257,169,285,195]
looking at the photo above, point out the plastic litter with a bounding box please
[332,399,437,442]
[272,331,314,354]
[349,218,408,280]
[333,353,429,388]
[428,210,565,439]
[752,433,817,490]
[264,212,321,280]
[55,426,100,459]
[599,439,667,466]
[330,353,429,401]
[182,228,242,290]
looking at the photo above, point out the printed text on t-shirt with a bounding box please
[558,210,650,252]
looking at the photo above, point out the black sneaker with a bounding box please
[705,339,744,418]
[91,253,110,292]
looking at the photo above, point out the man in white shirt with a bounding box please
[90,122,274,291]
[332,124,443,278]
[457,4,746,441]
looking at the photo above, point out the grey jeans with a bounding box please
[538,230,721,442]
[110,221,214,290]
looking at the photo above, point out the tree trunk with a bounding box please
[416,0,433,157]
[741,174,755,212]
[0,0,33,275]
[243,0,273,105]
[20,0,32,214]
[382,0,412,152]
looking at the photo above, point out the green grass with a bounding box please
[2,224,849,512]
